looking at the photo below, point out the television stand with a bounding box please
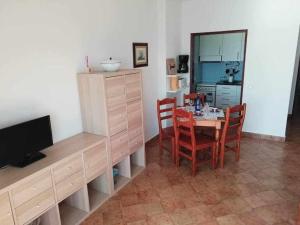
[12,152,46,168]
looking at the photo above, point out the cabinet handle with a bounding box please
[237,52,240,60]
[219,46,221,55]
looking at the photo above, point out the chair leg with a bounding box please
[236,141,241,161]
[210,144,216,169]
[220,144,225,169]
[176,145,180,167]
[171,137,176,163]
[159,134,163,155]
[192,151,197,176]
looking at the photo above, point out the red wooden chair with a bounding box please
[157,98,177,161]
[219,103,247,168]
[183,93,205,106]
[173,108,216,176]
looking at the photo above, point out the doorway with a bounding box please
[286,29,300,142]
[190,30,248,109]
[286,58,300,142]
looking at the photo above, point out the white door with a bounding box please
[222,33,245,61]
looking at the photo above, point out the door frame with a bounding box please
[190,29,248,104]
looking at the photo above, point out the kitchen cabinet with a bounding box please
[199,34,223,61]
[222,33,245,61]
[216,85,241,109]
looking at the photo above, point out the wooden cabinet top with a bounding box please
[0,133,106,193]
[78,69,141,78]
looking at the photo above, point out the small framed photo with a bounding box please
[132,43,148,68]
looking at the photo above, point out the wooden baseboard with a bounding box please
[242,131,285,142]
[148,132,286,144]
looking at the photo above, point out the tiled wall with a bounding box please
[195,61,244,84]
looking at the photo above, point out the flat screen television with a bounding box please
[0,115,53,168]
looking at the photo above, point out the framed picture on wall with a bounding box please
[132,43,148,68]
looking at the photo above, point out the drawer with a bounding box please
[216,96,240,106]
[108,104,128,136]
[127,100,143,129]
[84,142,108,181]
[15,189,55,225]
[129,134,144,154]
[12,170,53,208]
[0,193,14,225]
[110,131,129,165]
[129,126,143,140]
[216,85,241,97]
[105,76,126,108]
[52,154,83,184]
[126,73,142,101]
[55,170,85,202]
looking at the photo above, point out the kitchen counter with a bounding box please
[216,80,242,85]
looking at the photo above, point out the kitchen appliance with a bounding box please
[225,62,240,83]
[196,84,216,107]
[178,55,189,73]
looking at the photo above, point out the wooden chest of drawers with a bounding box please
[11,170,55,225]
[83,142,108,182]
[0,193,14,225]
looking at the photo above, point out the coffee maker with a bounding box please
[177,55,189,73]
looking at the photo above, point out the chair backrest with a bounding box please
[173,108,196,148]
[221,103,247,144]
[157,98,176,133]
[183,93,205,106]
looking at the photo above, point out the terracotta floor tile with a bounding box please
[244,195,267,208]
[147,213,174,225]
[144,202,164,216]
[256,190,285,204]
[216,214,245,225]
[122,204,147,223]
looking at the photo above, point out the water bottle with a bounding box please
[195,96,201,115]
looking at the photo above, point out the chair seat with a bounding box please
[162,126,175,137]
[179,133,215,150]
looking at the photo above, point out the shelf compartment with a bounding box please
[113,156,131,192]
[130,147,145,178]
[59,186,89,225]
[25,205,60,225]
[87,172,110,212]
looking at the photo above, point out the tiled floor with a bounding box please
[82,135,300,225]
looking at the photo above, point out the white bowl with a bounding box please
[101,58,121,72]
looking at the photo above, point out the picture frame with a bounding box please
[166,58,176,75]
[132,43,148,68]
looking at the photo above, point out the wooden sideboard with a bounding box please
[0,133,110,225]
[77,69,146,192]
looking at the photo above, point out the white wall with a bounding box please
[181,0,300,137]
[0,0,163,142]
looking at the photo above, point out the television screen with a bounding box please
[0,115,53,168]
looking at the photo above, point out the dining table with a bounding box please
[178,105,225,167]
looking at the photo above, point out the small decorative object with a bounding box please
[178,77,187,88]
[178,55,189,73]
[85,56,92,73]
[169,75,179,91]
[133,43,148,68]
[166,58,176,75]
[225,62,240,83]
[101,57,121,72]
